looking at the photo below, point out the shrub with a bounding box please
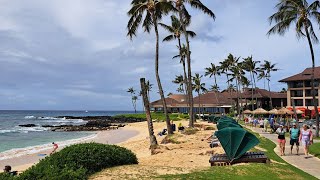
[0,173,16,180]
[204,126,215,130]
[19,143,138,180]
[178,114,189,119]
[161,135,181,144]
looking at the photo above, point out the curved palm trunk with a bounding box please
[152,14,172,135]
[140,78,158,151]
[178,6,194,127]
[250,71,254,111]
[178,38,188,97]
[305,26,319,137]
[268,76,273,109]
[235,78,240,116]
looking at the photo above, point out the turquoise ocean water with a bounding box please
[0,110,136,155]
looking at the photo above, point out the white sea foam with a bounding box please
[0,126,49,134]
[0,133,97,161]
[24,115,36,119]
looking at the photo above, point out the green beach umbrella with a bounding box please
[217,121,242,130]
[215,127,260,162]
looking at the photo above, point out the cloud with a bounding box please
[0,0,316,110]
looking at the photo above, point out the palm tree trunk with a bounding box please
[268,75,273,109]
[131,95,135,113]
[253,73,258,108]
[235,78,240,115]
[140,78,158,151]
[198,92,201,119]
[214,74,217,87]
[178,6,194,127]
[250,71,254,111]
[152,14,172,135]
[178,38,188,97]
[305,25,319,137]
[134,100,137,113]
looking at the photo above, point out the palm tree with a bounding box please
[220,54,239,97]
[260,60,278,109]
[171,0,215,127]
[127,87,137,113]
[145,80,153,101]
[268,0,320,137]
[243,56,260,111]
[127,0,175,134]
[228,62,245,115]
[205,63,220,88]
[192,73,207,118]
[258,69,267,90]
[172,44,190,94]
[210,84,220,92]
[172,75,185,93]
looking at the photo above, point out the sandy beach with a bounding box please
[0,119,221,179]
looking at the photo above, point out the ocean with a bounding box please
[0,110,136,160]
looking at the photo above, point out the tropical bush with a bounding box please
[18,143,138,180]
[0,172,16,180]
[182,128,199,135]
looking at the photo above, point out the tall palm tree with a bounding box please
[228,62,246,115]
[220,54,239,96]
[260,60,278,109]
[127,0,175,134]
[258,69,267,90]
[243,56,260,110]
[205,63,220,88]
[160,15,195,101]
[173,44,190,94]
[145,80,153,101]
[127,87,137,113]
[172,75,185,93]
[192,73,207,118]
[171,0,215,127]
[268,0,320,137]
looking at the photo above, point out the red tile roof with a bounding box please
[279,67,320,82]
[231,88,286,99]
[193,91,233,106]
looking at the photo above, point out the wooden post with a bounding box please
[140,78,158,151]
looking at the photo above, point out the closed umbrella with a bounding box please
[214,127,260,162]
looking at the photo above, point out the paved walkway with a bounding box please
[248,126,320,179]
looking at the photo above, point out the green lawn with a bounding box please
[114,112,188,121]
[309,143,320,159]
[158,128,316,180]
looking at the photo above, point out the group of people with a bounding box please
[276,124,313,158]
[245,116,272,132]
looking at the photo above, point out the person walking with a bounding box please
[289,123,300,155]
[299,124,313,158]
[264,118,269,132]
[276,125,286,156]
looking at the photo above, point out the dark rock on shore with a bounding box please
[56,116,146,123]
[19,124,36,127]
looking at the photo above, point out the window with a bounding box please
[294,99,303,106]
[305,81,311,87]
[305,89,318,97]
[292,81,303,88]
[305,99,319,106]
[291,90,303,97]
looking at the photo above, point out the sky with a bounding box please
[0,0,318,110]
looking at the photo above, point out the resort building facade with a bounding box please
[150,91,233,114]
[279,67,320,115]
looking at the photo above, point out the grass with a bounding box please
[158,126,317,180]
[114,112,184,121]
[309,142,320,158]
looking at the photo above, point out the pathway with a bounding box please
[248,126,320,179]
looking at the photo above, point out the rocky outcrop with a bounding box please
[56,116,146,123]
[19,124,37,127]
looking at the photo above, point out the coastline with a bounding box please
[0,128,139,172]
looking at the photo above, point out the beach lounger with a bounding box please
[209,152,269,166]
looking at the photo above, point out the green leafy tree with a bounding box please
[173,44,190,94]
[127,0,176,134]
[260,60,278,109]
[268,0,320,136]
[171,0,215,127]
[192,73,207,118]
